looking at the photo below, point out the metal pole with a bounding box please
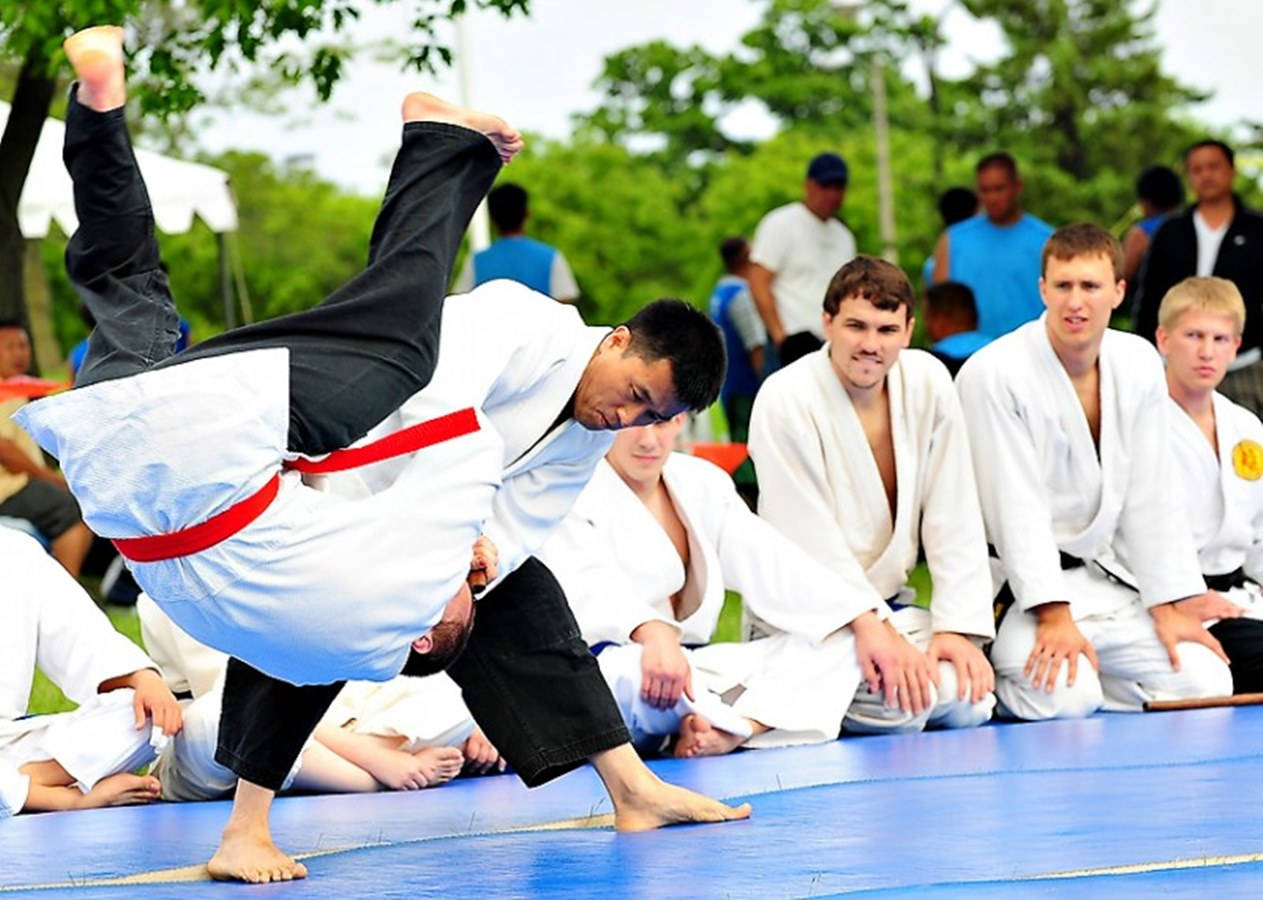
[871,54,898,264]
[217,231,236,329]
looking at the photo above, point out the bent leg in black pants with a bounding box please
[1209,617,1263,694]
[447,558,632,787]
[63,87,501,791]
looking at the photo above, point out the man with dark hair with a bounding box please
[23,27,743,885]
[957,223,1233,722]
[931,152,1053,340]
[924,281,986,376]
[0,320,95,577]
[1133,139,1263,415]
[750,256,997,734]
[921,187,978,286]
[1122,165,1183,283]
[748,152,857,361]
[453,181,580,302]
[707,236,764,441]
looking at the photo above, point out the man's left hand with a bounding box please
[123,669,182,736]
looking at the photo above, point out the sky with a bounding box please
[192,0,1262,196]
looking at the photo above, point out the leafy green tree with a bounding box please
[0,0,530,368]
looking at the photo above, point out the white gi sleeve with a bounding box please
[1116,364,1207,607]
[748,387,889,618]
[917,363,996,639]
[549,251,580,303]
[0,766,29,818]
[956,361,1068,613]
[694,459,881,642]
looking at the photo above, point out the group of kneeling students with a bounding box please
[4,26,1262,884]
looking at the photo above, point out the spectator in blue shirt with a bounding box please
[708,236,765,441]
[925,281,987,377]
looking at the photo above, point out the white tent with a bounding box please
[3,100,238,238]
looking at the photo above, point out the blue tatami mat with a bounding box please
[2,707,1261,897]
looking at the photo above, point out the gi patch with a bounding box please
[1232,439,1263,481]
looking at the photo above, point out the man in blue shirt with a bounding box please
[453,182,579,302]
[931,152,1053,340]
[708,237,765,441]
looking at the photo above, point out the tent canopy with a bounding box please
[3,100,238,237]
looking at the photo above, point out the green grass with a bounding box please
[28,605,143,716]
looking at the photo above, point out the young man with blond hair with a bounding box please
[957,224,1233,721]
[1153,276,1263,692]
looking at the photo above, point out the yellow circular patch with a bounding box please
[1232,439,1263,481]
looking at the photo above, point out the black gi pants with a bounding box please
[63,89,629,791]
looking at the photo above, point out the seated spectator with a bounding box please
[925,281,988,376]
[452,182,580,302]
[1,528,179,817]
[1122,165,1183,283]
[750,256,996,733]
[1151,276,1263,692]
[921,187,978,286]
[137,595,502,801]
[708,236,765,441]
[0,321,93,576]
[537,414,930,757]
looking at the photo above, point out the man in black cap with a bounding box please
[748,152,857,368]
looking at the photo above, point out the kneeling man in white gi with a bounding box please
[2,527,180,817]
[1152,276,1263,693]
[956,224,1233,720]
[539,415,933,756]
[750,256,997,732]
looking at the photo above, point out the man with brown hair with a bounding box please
[957,224,1233,721]
[750,256,997,733]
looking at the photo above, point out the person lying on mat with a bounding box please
[1148,276,1263,693]
[20,25,746,884]
[749,256,997,734]
[540,413,934,757]
[956,224,1233,721]
[1,527,180,817]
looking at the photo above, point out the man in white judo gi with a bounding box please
[17,27,745,883]
[956,223,1234,720]
[749,256,997,732]
[539,414,935,756]
[1152,276,1263,692]
[2,527,180,817]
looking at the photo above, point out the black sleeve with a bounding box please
[1131,223,1176,344]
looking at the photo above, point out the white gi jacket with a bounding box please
[539,453,881,647]
[749,347,994,639]
[1,528,156,816]
[956,317,1206,615]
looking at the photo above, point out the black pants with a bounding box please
[1209,617,1263,694]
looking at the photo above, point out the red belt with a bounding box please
[112,407,480,563]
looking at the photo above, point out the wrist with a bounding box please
[1032,602,1072,626]
[631,620,680,647]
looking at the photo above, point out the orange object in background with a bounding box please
[0,376,67,401]
[689,442,749,475]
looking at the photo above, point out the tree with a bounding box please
[0,0,529,369]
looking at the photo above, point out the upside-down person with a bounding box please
[538,415,929,757]
[17,26,746,885]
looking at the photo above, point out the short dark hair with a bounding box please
[925,281,978,328]
[1042,223,1124,280]
[937,187,978,227]
[487,182,528,233]
[779,331,823,365]
[0,319,26,332]
[399,612,475,677]
[976,152,1019,179]
[823,255,915,319]
[1184,139,1234,167]
[719,236,748,272]
[1136,165,1184,210]
[624,299,726,412]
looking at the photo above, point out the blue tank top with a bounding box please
[472,236,557,296]
[1138,212,1170,238]
[948,214,1054,338]
[709,276,761,400]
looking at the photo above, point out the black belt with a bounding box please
[990,550,1109,625]
[1204,568,1250,592]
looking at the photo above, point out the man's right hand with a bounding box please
[1025,602,1098,692]
[851,612,936,716]
[1175,590,1245,623]
[631,620,693,710]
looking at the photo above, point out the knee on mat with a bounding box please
[995,669,1103,721]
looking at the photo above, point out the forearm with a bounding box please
[0,439,55,480]
[747,267,785,345]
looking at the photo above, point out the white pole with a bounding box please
[871,54,898,264]
[456,13,491,251]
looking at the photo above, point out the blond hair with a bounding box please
[1157,276,1245,335]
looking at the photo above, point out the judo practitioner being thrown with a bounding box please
[19,26,747,883]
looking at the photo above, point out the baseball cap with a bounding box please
[807,152,849,186]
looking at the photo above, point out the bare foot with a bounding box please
[63,26,126,111]
[673,714,747,758]
[400,91,524,164]
[409,746,464,787]
[613,773,752,832]
[78,772,162,808]
[207,825,308,884]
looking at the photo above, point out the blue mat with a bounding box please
[2,707,1261,896]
